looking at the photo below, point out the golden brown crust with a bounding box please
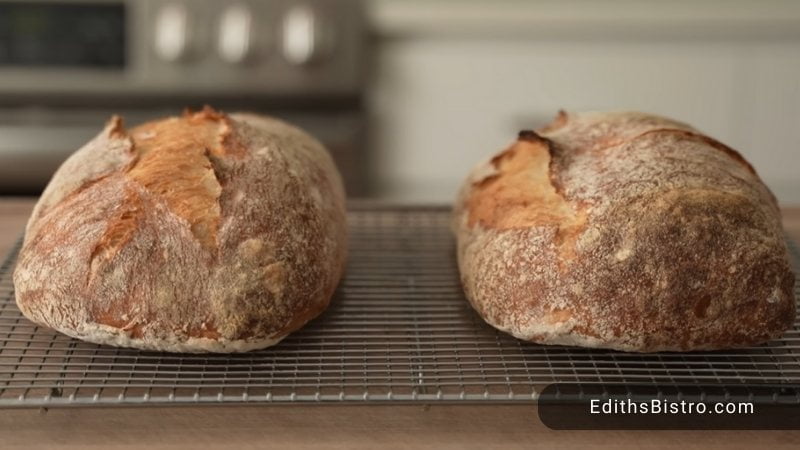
[126,109,227,250]
[454,110,795,352]
[467,132,573,229]
[14,107,347,353]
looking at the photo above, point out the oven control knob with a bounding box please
[280,5,332,66]
[218,4,254,64]
[154,3,191,62]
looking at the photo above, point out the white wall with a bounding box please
[366,1,800,205]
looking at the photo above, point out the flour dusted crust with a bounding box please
[14,107,347,353]
[454,111,795,352]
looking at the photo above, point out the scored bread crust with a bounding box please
[454,111,796,352]
[14,107,347,353]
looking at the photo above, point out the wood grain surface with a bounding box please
[1,197,799,449]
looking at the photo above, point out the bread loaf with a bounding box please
[453,110,795,352]
[14,107,347,353]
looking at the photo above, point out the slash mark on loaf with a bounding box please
[467,131,587,263]
[92,107,240,261]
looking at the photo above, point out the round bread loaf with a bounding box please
[14,107,347,353]
[454,110,795,352]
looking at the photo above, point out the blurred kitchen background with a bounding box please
[1,0,798,204]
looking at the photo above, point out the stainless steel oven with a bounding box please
[0,0,369,195]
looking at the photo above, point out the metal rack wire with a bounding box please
[0,205,799,408]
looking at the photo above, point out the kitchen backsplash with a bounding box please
[366,0,800,204]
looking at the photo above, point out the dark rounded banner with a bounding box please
[538,383,800,430]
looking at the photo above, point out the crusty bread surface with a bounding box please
[454,111,795,352]
[14,107,347,353]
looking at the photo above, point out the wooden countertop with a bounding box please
[1,197,799,449]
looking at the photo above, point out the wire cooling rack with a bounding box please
[0,204,799,408]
